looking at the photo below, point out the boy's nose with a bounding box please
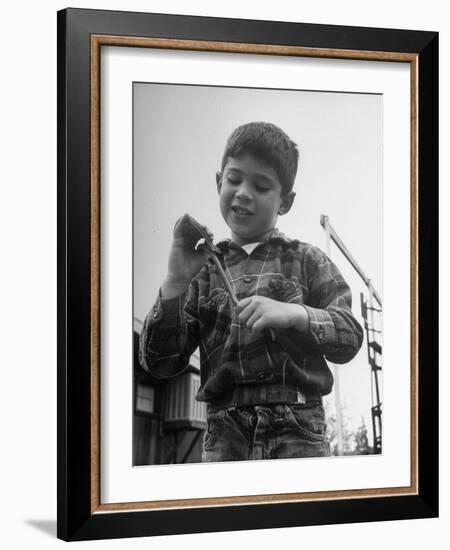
[235,182,252,200]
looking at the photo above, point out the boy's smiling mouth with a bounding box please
[231,205,253,216]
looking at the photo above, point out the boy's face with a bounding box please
[217,154,295,246]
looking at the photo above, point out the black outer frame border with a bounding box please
[57,8,438,542]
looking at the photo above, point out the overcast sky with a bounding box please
[133,82,383,441]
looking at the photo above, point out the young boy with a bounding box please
[140,122,363,462]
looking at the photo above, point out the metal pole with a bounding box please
[323,216,344,456]
[320,215,382,308]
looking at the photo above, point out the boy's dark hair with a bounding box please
[221,122,299,195]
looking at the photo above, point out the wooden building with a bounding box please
[133,319,207,465]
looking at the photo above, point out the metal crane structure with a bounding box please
[320,215,382,454]
[360,290,382,453]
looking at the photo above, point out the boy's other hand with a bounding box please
[237,296,309,334]
[162,214,213,297]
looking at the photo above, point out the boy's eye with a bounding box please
[227,175,241,184]
[255,184,271,192]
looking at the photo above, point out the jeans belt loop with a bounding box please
[296,385,306,404]
[260,385,267,402]
[233,385,241,407]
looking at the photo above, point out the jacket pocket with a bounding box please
[268,275,304,304]
[202,408,228,451]
[284,401,328,443]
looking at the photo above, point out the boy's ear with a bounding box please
[278,191,296,216]
[216,171,222,194]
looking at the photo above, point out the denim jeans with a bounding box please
[202,400,331,462]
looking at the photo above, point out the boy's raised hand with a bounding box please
[161,214,213,297]
[237,296,309,334]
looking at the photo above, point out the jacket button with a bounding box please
[257,371,265,380]
[243,276,252,283]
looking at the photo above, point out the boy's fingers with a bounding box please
[237,297,253,311]
[237,298,255,318]
[238,308,251,325]
[245,311,261,331]
[238,301,257,324]
[251,319,265,334]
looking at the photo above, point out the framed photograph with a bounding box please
[57,8,438,541]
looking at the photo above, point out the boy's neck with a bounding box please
[231,227,277,247]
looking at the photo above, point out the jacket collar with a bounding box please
[215,228,299,253]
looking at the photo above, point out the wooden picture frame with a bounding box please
[57,8,438,541]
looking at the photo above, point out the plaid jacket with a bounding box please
[139,229,363,403]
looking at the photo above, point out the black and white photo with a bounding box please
[133,83,383,465]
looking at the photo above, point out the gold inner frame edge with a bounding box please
[89,34,419,514]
